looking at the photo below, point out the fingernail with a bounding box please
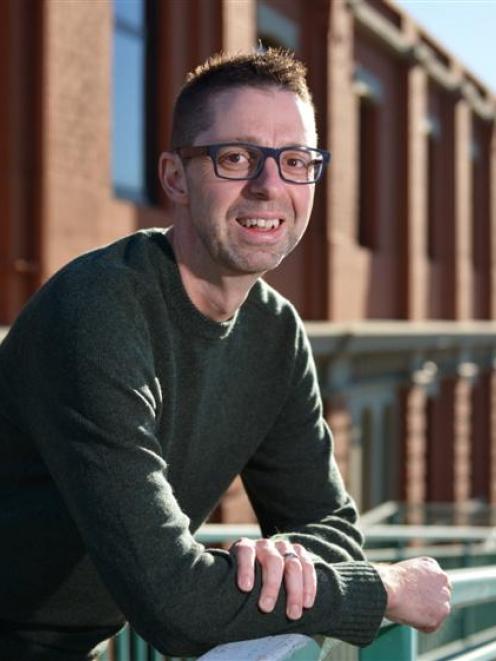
[288,605,301,620]
[260,597,275,611]
[304,594,313,608]
[240,576,253,591]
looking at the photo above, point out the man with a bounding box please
[0,49,450,660]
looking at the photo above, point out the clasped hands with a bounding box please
[231,538,452,633]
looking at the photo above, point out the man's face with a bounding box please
[180,86,318,276]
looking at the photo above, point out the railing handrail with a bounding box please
[369,565,496,630]
[365,524,496,543]
[360,500,399,525]
[449,564,496,608]
[193,528,496,659]
[195,522,496,545]
[196,564,496,660]
[366,542,496,562]
[358,564,496,660]
[103,564,496,661]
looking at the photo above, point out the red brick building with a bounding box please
[1,0,495,517]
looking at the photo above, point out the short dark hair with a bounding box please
[170,48,314,149]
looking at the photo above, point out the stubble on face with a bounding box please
[187,194,299,276]
[181,87,317,278]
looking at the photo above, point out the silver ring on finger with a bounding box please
[283,551,299,560]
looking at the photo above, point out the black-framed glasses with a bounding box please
[176,143,331,184]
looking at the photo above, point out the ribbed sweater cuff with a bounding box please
[324,561,387,647]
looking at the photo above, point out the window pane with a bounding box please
[114,0,144,30]
[357,99,378,249]
[112,30,145,197]
[257,2,299,50]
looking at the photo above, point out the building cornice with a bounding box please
[347,0,496,121]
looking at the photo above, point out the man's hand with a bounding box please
[231,537,317,620]
[374,557,452,632]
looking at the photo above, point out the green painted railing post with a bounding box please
[115,627,130,661]
[359,624,417,661]
[131,628,148,660]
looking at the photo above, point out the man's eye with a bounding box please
[284,153,311,169]
[286,157,306,169]
[219,150,251,166]
[228,152,247,162]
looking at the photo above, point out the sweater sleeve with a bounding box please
[19,269,385,656]
[241,318,387,643]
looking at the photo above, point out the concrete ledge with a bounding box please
[305,320,496,358]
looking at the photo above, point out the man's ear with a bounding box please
[158,152,189,204]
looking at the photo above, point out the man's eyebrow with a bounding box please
[216,137,313,147]
[218,136,262,144]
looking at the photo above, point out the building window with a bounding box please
[360,408,373,511]
[112,0,155,203]
[381,404,397,502]
[426,135,437,260]
[471,138,483,271]
[357,97,378,249]
[425,115,441,261]
[353,67,382,250]
[257,1,300,51]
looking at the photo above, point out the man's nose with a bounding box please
[247,155,284,195]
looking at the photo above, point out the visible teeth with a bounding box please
[238,218,281,230]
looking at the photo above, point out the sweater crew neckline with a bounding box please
[152,230,240,341]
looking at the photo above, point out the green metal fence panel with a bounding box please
[195,522,496,547]
[448,639,496,660]
[359,624,417,661]
[98,550,496,660]
[287,637,321,660]
[130,629,148,660]
[318,637,358,660]
[114,627,130,661]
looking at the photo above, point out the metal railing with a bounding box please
[195,521,496,545]
[360,565,496,661]
[101,522,496,661]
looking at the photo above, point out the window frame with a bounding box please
[112,0,158,205]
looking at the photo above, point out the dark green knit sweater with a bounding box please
[0,229,386,660]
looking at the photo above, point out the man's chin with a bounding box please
[225,253,286,276]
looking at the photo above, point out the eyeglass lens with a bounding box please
[214,145,323,183]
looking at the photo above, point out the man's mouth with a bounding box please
[236,218,282,231]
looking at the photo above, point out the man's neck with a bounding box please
[167,226,261,322]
